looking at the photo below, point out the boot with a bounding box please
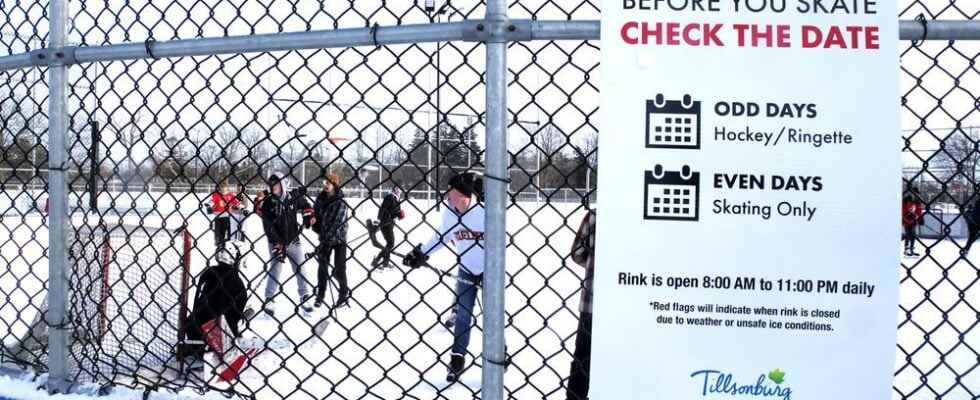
[446,353,464,382]
[262,301,275,317]
[300,294,314,313]
[336,289,351,308]
[315,299,324,308]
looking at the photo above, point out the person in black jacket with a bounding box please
[371,184,404,269]
[963,195,980,256]
[260,174,314,315]
[312,173,350,308]
[177,245,248,372]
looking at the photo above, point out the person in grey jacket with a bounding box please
[312,173,350,308]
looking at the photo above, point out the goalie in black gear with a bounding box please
[177,244,248,372]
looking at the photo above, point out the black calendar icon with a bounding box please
[645,94,701,149]
[644,164,699,221]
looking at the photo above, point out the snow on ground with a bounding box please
[1,190,591,399]
[0,189,977,399]
[0,372,225,400]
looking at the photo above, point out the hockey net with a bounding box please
[4,223,192,387]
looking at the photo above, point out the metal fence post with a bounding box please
[482,0,508,397]
[46,0,71,393]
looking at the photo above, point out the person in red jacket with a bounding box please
[902,186,925,257]
[207,179,243,249]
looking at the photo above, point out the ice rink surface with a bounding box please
[1,191,590,399]
[0,190,976,399]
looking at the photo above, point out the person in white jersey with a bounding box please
[403,171,486,383]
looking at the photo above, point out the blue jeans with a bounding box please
[264,241,311,301]
[451,269,482,355]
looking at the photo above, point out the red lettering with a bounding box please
[823,26,846,49]
[846,26,863,48]
[641,22,663,44]
[801,25,881,50]
[801,25,821,48]
[733,24,749,47]
[683,23,700,46]
[621,21,639,45]
[865,26,880,49]
[666,22,680,45]
[776,25,790,48]
[750,24,773,47]
[619,22,725,47]
[704,23,724,46]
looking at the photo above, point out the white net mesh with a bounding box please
[68,223,190,385]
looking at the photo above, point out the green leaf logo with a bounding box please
[768,369,786,385]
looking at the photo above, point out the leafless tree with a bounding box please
[933,127,980,205]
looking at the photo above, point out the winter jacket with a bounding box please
[570,210,595,314]
[314,190,349,246]
[965,198,980,227]
[193,262,247,337]
[901,197,924,228]
[208,192,241,217]
[420,201,485,276]
[377,192,402,224]
[260,189,312,246]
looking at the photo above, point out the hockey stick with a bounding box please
[312,278,336,336]
[304,235,372,261]
[364,219,475,283]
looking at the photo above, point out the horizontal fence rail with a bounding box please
[2,19,980,72]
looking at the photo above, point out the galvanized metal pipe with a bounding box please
[2,19,977,73]
[482,0,509,399]
[46,0,71,393]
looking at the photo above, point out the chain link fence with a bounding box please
[0,0,975,399]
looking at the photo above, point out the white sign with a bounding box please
[594,2,900,399]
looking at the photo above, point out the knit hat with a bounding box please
[448,172,482,198]
[325,173,342,189]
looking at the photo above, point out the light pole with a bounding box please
[279,115,307,186]
[427,1,450,209]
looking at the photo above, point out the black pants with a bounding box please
[903,225,917,252]
[565,312,593,400]
[381,222,395,258]
[317,243,349,303]
[213,217,230,247]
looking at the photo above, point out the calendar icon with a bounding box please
[644,164,699,221]
[645,94,701,149]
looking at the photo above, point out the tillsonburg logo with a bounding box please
[690,369,792,400]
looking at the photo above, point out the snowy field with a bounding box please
[0,189,977,399]
[1,190,591,399]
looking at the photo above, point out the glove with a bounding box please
[402,244,428,268]
[272,244,286,263]
[398,209,405,220]
[205,204,214,214]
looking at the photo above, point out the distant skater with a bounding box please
[902,187,925,257]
